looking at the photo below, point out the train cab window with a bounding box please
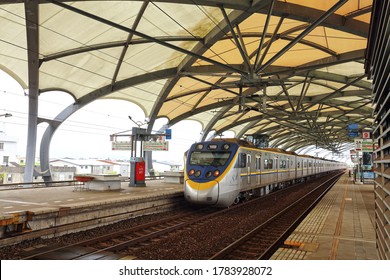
[190,151,231,166]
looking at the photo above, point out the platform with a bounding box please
[0,180,183,245]
[271,174,378,260]
[0,175,379,259]
[0,180,182,215]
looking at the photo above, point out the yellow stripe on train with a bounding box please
[240,169,298,176]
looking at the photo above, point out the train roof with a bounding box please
[208,138,344,164]
[262,148,297,156]
[210,138,255,147]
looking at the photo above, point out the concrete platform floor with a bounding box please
[271,174,378,260]
[0,180,183,216]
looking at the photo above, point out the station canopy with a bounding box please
[0,0,374,154]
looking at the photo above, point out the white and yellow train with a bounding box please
[184,138,345,207]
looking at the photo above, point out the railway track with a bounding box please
[209,172,343,260]
[21,206,219,259]
[18,172,343,260]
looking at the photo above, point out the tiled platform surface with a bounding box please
[271,174,378,260]
[0,180,183,216]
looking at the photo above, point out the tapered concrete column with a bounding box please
[24,0,39,184]
[24,93,39,183]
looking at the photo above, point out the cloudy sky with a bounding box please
[1,69,351,166]
[0,69,206,164]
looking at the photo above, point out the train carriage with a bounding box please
[184,138,346,207]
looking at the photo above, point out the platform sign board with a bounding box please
[362,139,373,152]
[165,129,172,140]
[143,141,169,151]
[112,141,132,150]
[348,131,359,138]
[362,131,370,139]
[354,139,363,151]
[348,123,359,130]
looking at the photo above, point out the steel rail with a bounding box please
[209,171,344,260]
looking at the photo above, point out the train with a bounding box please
[184,138,346,207]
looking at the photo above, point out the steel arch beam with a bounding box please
[39,68,178,181]
[147,0,274,133]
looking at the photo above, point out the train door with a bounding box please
[263,155,270,185]
[246,153,251,185]
[287,157,290,180]
[275,156,279,183]
[255,154,261,185]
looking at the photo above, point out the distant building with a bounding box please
[98,160,130,177]
[0,132,18,166]
[0,165,23,184]
[50,158,116,175]
[50,166,77,181]
[0,164,76,185]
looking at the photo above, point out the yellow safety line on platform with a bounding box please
[329,177,348,259]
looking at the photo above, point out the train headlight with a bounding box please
[206,171,212,178]
[222,144,230,150]
[188,169,195,176]
[213,170,220,177]
[195,170,201,177]
[196,144,204,150]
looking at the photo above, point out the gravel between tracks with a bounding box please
[0,210,183,260]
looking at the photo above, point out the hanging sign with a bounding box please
[112,141,132,150]
[362,131,370,139]
[348,123,359,130]
[165,129,172,140]
[143,141,169,151]
[362,139,373,152]
[354,139,363,151]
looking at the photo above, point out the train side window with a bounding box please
[297,161,300,168]
[264,158,273,169]
[238,153,247,168]
[269,159,273,169]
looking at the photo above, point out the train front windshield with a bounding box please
[189,151,231,166]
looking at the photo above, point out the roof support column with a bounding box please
[24,0,39,185]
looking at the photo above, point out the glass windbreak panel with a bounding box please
[190,151,231,166]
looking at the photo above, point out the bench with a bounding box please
[74,174,122,191]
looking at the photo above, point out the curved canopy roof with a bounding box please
[0,0,373,154]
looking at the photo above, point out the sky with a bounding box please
[0,69,209,165]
